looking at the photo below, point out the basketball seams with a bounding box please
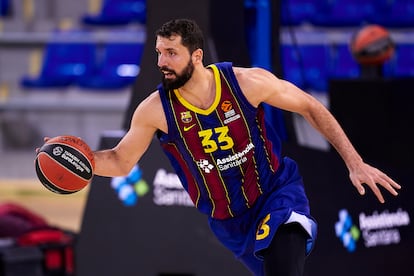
[35,158,75,194]
[45,136,95,166]
[43,141,94,171]
[35,135,95,194]
[37,153,90,192]
[37,152,91,182]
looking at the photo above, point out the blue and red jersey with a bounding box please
[158,62,284,219]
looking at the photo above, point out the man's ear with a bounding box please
[192,48,203,63]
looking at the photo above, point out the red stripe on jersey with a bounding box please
[218,73,262,207]
[168,91,232,219]
[161,142,200,207]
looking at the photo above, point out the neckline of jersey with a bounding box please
[173,64,221,115]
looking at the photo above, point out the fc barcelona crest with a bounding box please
[181,111,193,123]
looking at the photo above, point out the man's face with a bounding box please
[156,35,195,90]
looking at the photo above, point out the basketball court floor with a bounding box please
[0,150,87,232]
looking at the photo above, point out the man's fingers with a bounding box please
[355,181,385,203]
[351,166,401,204]
[378,175,401,196]
[372,185,385,204]
[385,177,401,190]
[354,182,365,195]
[380,180,400,196]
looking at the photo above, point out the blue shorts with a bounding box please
[208,157,317,276]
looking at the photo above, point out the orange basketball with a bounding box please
[350,24,395,65]
[35,135,95,194]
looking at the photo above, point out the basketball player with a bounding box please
[83,19,402,275]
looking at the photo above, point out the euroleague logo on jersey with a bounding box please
[221,100,241,124]
[221,100,233,112]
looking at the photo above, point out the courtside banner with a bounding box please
[284,140,412,276]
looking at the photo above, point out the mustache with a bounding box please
[159,66,176,74]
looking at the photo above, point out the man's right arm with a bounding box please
[93,91,164,177]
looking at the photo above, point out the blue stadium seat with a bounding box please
[21,34,96,88]
[82,0,146,26]
[329,43,360,79]
[0,0,11,16]
[372,0,414,27]
[281,0,323,26]
[77,42,144,90]
[281,43,331,92]
[310,0,375,27]
[282,44,305,88]
[383,44,414,78]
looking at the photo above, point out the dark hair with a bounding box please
[156,18,204,54]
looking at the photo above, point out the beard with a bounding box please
[160,60,195,91]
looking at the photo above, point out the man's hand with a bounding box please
[349,162,401,203]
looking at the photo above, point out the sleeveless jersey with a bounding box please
[158,62,284,219]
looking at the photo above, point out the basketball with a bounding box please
[350,24,395,65]
[35,135,95,194]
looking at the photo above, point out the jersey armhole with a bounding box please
[213,62,257,114]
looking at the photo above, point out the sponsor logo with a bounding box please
[153,168,193,207]
[197,159,215,173]
[183,124,196,132]
[216,142,254,171]
[111,165,149,206]
[335,208,411,252]
[52,146,64,156]
[196,143,255,174]
[359,208,410,248]
[53,146,91,174]
[335,209,360,252]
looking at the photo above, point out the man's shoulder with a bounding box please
[144,90,161,102]
[233,66,266,81]
[138,90,163,112]
[134,90,167,132]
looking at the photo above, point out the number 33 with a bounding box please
[198,126,234,153]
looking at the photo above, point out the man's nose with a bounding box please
[157,54,167,68]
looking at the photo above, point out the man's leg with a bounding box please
[262,223,308,276]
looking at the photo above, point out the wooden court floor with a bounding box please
[0,178,89,232]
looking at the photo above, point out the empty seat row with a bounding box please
[21,30,145,90]
[281,0,414,27]
[0,0,10,16]
[1,0,146,26]
[281,43,414,92]
[82,0,146,26]
[383,44,414,77]
[281,43,359,92]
